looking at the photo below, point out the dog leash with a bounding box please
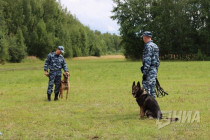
[155,78,168,97]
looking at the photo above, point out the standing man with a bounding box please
[140,31,160,98]
[44,46,69,101]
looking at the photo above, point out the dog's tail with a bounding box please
[155,78,168,97]
[166,117,179,122]
[159,117,179,122]
[157,111,178,122]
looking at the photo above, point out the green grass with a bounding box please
[0,58,209,140]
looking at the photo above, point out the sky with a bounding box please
[59,0,120,35]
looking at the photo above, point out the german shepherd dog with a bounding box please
[59,73,70,100]
[132,81,162,119]
[132,81,178,121]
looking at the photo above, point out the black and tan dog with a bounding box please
[132,81,162,119]
[132,81,178,121]
[59,73,70,100]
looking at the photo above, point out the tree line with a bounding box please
[112,0,210,60]
[0,0,122,63]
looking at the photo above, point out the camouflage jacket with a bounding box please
[142,40,160,75]
[44,52,69,72]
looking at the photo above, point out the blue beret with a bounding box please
[141,31,152,38]
[58,46,64,53]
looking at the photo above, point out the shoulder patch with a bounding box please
[154,48,159,52]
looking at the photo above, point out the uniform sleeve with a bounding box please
[44,54,51,71]
[142,46,153,75]
[62,58,69,72]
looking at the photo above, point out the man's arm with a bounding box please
[44,54,51,77]
[142,46,153,75]
[62,58,69,75]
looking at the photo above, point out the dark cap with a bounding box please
[141,31,152,38]
[58,46,64,53]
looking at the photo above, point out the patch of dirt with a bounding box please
[27,56,39,59]
[73,55,125,60]
[92,136,99,139]
[0,67,42,72]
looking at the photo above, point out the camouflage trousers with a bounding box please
[47,70,62,95]
[142,68,157,98]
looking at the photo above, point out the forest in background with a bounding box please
[1,0,209,63]
[112,0,210,60]
[0,0,122,63]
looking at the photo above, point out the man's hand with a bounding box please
[65,72,70,76]
[143,75,147,81]
[140,66,144,73]
[45,71,49,77]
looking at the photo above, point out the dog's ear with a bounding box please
[137,81,141,89]
[132,81,135,88]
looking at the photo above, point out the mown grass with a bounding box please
[0,58,209,140]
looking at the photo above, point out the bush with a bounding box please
[0,37,10,64]
[197,49,204,61]
[8,34,27,63]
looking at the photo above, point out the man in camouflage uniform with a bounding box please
[44,46,69,101]
[140,31,160,98]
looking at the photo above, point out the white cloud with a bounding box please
[59,0,120,34]
[108,25,115,32]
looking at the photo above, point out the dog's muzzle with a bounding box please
[64,74,68,78]
[132,92,136,98]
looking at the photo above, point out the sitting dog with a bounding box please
[132,81,162,119]
[132,81,178,121]
[60,73,70,100]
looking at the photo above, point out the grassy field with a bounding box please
[0,57,209,140]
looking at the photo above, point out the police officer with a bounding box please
[44,46,69,101]
[140,31,160,98]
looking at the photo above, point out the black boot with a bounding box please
[54,93,59,101]
[47,94,51,101]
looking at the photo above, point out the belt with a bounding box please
[50,69,61,72]
[150,65,156,68]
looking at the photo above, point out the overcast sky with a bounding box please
[59,0,120,35]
